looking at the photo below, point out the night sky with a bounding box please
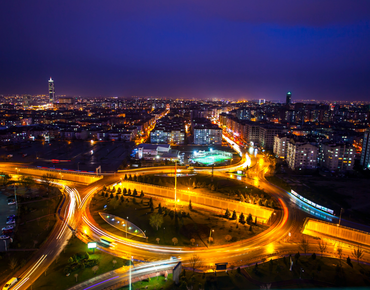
[1,1,369,101]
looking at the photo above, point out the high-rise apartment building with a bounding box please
[48,77,55,103]
[273,134,289,158]
[320,143,355,171]
[360,129,370,169]
[287,140,318,170]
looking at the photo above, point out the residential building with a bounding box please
[287,139,318,170]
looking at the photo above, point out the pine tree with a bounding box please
[133,189,138,196]
[140,190,144,198]
[225,208,231,218]
[123,188,127,195]
[124,174,127,180]
[128,174,132,181]
[231,210,237,220]
[239,212,245,223]
[247,213,253,225]
[128,189,131,195]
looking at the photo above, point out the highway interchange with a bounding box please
[0,136,364,290]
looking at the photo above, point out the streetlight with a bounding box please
[209,229,214,239]
[77,162,80,171]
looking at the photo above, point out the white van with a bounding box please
[3,277,18,290]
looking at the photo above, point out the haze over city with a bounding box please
[1,0,370,100]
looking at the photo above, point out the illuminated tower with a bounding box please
[48,77,55,103]
[286,91,292,106]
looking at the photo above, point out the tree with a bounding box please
[239,213,245,223]
[0,172,11,188]
[158,203,162,213]
[231,210,237,220]
[156,238,160,244]
[140,190,144,198]
[9,257,18,270]
[172,237,178,245]
[347,256,353,268]
[224,209,231,219]
[189,200,192,210]
[123,188,127,195]
[149,197,153,208]
[19,176,35,192]
[246,213,253,225]
[92,265,99,274]
[298,238,309,254]
[318,240,327,258]
[149,213,164,230]
[128,174,132,181]
[133,189,138,196]
[311,253,316,260]
[124,174,128,180]
[128,189,131,195]
[240,194,245,202]
[294,252,300,262]
[41,173,57,194]
[190,238,195,246]
[189,255,201,273]
[352,246,364,264]
[337,246,343,266]
[225,235,232,242]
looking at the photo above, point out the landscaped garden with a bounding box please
[90,188,269,247]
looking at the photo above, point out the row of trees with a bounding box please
[224,209,256,225]
[100,188,144,198]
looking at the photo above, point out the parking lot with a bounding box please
[0,194,16,251]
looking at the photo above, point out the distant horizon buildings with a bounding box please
[48,77,55,104]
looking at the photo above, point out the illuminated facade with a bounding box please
[360,129,370,169]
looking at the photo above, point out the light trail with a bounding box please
[13,255,48,290]
[57,185,77,239]
[79,187,97,209]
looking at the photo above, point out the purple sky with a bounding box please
[1,0,369,100]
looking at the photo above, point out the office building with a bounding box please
[48,77,55,104]
[286,91,292,106]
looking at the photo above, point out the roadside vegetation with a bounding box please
[31,236,128,290]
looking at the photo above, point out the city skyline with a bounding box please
[0,1,369,100]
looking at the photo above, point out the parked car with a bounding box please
[2,225,14,231]
[6,217,15,225]
[2,229,13,235]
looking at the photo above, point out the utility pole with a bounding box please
[339,208,343,226]
[174,161,177,211]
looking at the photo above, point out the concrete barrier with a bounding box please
[17,167,103,184]
[302,218,370,247]
[113,181,274,222]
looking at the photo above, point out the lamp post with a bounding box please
[77,162,80,171]
[339,208,343,226]
[129,255,133,290]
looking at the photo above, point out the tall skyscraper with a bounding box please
[360,129,370,169]
[286,91,292,105]
[48,77,55,103]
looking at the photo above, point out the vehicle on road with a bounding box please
[100,236,114,248]
[2,277,18,290]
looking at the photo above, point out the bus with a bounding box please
[100,236,114,248]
